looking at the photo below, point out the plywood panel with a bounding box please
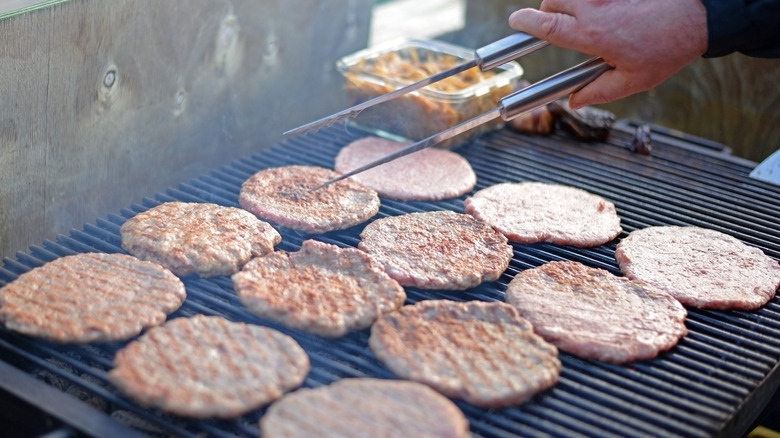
[0,0,372,259]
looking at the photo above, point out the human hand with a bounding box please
[509,0,708,108]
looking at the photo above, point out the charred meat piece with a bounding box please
[548,100,615,141]
[508,99,615,141]
[507,105,556,135]
[627,123,653,155]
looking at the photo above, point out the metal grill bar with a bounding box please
[1,122,780,437]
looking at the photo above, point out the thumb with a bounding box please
[508,9,579,50]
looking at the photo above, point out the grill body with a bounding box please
[1,121,779,437]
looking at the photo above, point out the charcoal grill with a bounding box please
[1,120,779,437]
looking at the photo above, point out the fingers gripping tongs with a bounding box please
[285,33,612,191]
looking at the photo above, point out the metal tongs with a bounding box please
[286,33,612,191]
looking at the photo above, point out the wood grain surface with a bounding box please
[0,0,371,259]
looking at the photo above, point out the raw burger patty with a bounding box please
[615,226,780,309]
[334,136,477,200]
[120,201,281,277]
[239,165,380,234]
[232,239,406,337]
[505,261,687,363]
[260,378,469,438]
[109,315,310,419]
[0,252,185,343]
[464,182,622,247]
[369,300,561,408]
[358,210,513,290]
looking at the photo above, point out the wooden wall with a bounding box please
[2,0,777,260]
[0,0,372,259]
[452,0,780,163]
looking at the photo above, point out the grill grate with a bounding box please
[2,122,780,437]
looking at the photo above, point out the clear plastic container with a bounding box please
[337,38,524,148]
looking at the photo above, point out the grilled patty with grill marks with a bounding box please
[358,210,513,290]
[506,260,688,363]
[615,226,780,310]
[232,239,406,338]
[369,300,561,408]
[109,315,310,419]
[121,201,281,277]
[464,182,622,247]
[239,165,380,234]
[260,378,470,438]
[0,252,185,343]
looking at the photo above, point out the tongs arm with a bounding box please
[308,57,612,192]
[285,33,549,137]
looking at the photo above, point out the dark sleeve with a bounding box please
[700,0,780,58]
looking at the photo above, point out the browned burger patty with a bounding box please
[358,210,513,290]
[464,182,622,247]
[334,136,477,201]
[260,378,470,438]
[0,252,186,343]
[369,300,561,408]
[120,201,281,277]
[505,261,687,363]
[109,315,310,419]
[615,226,780,310]
[238,165,380,234]
[232,239,406,337]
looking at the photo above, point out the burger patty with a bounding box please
[615,226,780,309]
[238,165,380,234]
[464,182,622,247]
[0,252,186,343]
[334,136,477,201]
[505,260,688,363]
[358,210,513,290]
[109,315,310,419]
[259,378,470,438]
[369,300,561,408]
[232,239,406,338]
[120,201,281,277]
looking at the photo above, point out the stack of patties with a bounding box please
[121,201,281,277]
[232,239,406,338]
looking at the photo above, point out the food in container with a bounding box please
[338,38,524,148]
